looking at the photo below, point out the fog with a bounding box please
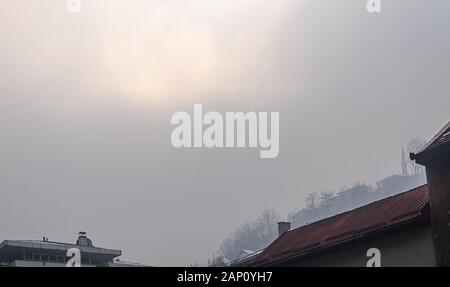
[0,0,449,266]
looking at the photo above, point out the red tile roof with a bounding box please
[251,185,430,266]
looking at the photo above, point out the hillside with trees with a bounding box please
[211,139,427,265]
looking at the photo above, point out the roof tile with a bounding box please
[252,185,430,266]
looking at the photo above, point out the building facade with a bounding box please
[0,232,142,267]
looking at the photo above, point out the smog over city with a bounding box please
[0,0,449,273]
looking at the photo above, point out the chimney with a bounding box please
[76,231,93,247]
[277,222,291,236]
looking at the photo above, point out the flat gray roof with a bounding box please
[0,240,121,262]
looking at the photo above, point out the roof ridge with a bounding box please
[288,184,428,232]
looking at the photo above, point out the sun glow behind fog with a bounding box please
[96,2,218,104]
[91,0,289,104]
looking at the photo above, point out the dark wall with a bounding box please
[426,157,450,266]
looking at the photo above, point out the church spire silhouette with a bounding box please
[401,146,408,176]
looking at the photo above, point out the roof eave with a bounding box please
[412,143,450,165]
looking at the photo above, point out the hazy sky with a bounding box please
[0,0,449,266]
